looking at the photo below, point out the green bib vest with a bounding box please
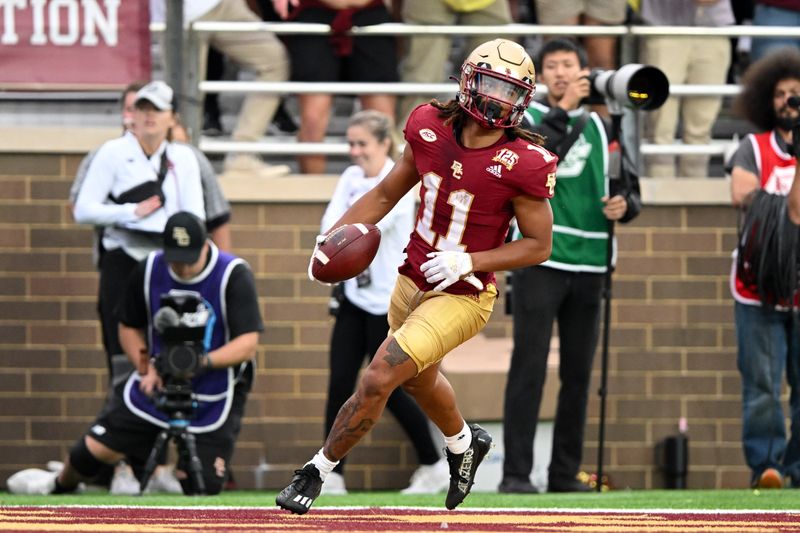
[516,102,611,272]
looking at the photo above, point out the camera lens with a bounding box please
[622,65,669,111]
[169,345,199,375]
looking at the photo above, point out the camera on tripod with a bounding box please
[154,291,209,382]
[582,64,669,111]
[138,290,214,494]
[152,291,210,416]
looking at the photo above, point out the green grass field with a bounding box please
[1,489,795,510]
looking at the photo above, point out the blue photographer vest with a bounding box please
[123,244,247,433]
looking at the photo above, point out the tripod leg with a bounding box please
[141,430,170,494]
[178,431,206,495]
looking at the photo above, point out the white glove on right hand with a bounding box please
[419,251,484,292]
[307,233,332,285]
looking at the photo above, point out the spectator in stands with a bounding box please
[201,50,288,139]
[271,0,398,175]
[509,0,537,24]
[151,0,291,178]
[749,1,800,62]
[535,0,628,71]
[397,0,513,126]
[499,38,641,494]
[727,47,800,489]
[202,0,298,137]
[640,0,735,178]
[728,0,755,82]
[6,212,263,496]
[318,110,449,496]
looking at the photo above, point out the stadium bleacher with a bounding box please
[6,21,792,179]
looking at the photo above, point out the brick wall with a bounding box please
[0,150,751,491]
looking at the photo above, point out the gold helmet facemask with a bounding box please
[458,38,536,129]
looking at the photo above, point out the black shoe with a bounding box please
[275,464,323,515]
[547,478,591,493]
[202,112,224,137]
[444,423,492,510]
[271,102,298,134]
[498,478,539,494]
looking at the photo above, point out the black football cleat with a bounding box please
[547,477,592,493]
[444,423,492,510]
[275,463,323,515]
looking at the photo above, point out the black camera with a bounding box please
[140,291,210,495]
[153,291,208,382]
[582,64,669,111]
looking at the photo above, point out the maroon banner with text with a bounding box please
[0,0,151,89]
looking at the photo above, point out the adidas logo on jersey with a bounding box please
[485,164,503,178]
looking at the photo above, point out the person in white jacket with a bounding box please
[318,110,449,495]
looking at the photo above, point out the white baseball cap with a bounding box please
[134,80,174,111]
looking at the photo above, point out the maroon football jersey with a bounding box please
[399,104,557,295]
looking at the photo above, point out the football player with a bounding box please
[276,38,557,514]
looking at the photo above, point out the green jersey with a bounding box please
[516,102,611,272]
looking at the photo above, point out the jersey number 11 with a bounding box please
[415,172,475,252]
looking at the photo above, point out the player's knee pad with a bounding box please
[68,438,106,479]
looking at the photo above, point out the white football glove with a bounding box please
[307,233,332,285]
[419,251,484,292]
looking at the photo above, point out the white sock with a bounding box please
[444,422,472,455]
[307,448,338,481]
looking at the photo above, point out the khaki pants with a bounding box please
[197,0,289,143]
[644,36,731,178]
[397,0,511,125]
[536,0,627,24]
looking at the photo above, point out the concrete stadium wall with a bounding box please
[0,143,755,492]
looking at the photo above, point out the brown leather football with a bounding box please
[311,223,381,283]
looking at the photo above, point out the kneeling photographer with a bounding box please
[7,212,263,496]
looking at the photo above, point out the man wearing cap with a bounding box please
[6,212,263,495]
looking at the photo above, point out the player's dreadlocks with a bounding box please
[734,47,800,133]
[430,98,545,146]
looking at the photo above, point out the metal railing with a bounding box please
[164,21,799,161]
[198,81,742,97]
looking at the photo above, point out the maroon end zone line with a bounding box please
[2,507,800,532]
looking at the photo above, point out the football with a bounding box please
[311,223,381,284]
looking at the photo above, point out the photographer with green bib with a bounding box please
[500,38,642,494]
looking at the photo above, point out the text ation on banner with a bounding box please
[0,0,151,89]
